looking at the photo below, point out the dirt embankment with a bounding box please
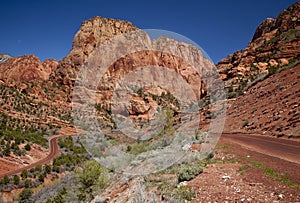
[225,64,300,137]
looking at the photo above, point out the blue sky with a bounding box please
[0,0,297,63]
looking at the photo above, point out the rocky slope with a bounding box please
[217,1,300,98]
[0,54,57,82]
[216,2,300,137]
[225,64,300,137]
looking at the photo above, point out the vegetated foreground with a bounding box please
[88,131,299,202]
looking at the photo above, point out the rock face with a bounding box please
[51,16,138,85]
[73,31,215,128]
[59,16,215,128]
[217,2,300,97]
[0,54,57,82]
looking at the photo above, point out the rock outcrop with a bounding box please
[217,2,300,97]
[221,1,300,136]
[0,54,57,82]
[51,16,138,85]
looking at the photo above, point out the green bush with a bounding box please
[46,187,67,203]
[19,188,33,203]
[178,164,203,182]
[177,187,196,201]
[13,175,20,185]
[38,174,45,182]
[242,119,249,127]
[3,175,10,184]
[45,165,51,174]
[21,170,28,179]
[268,65,280,75]
[24,179,31,188]
[76,160,108,201]
[24,143,31,151]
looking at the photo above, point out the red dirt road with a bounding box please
[222,133,300,164]
[0,128,79,179]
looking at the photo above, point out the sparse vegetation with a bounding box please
[238,164,250,175]
[178,163,203,182]
[242,119,249,127]
[145,154,214,201]
[176,186,196,201]
[45,187,67,203]
[19,188,33,203]
[250,160,300,188]
[52,143,87,172]
[268,65,281,75]
[76,160,109,202]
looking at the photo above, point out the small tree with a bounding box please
[45,165,51,174]
[35,165,42,172]
[24,179,31,188]
[19,188,33,203]
[76,160,108,201]
[3,175,10,184]
[24,143,31,151]
[38,174,45,182]
[13,175,20,185]
[21,170,28,179]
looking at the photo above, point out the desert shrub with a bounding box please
[46,187,67,203]
[24,143,31,151]
[38,174,45,182]
[3,175,10,184]
[242,119,249,127]
[19,188,33,203]
[177,186,196,201]
[45,165,52,174]
[76,160,108,201]
[178,164,203,182]
[35,165,42,172]
[13,175,20,185]
[126,141,147,155]
[24,179,31,188]
[268,65,280,75]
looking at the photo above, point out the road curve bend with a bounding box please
[0,127,80,178]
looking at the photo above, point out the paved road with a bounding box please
[0,128,79,178]
[1,131,299,178]
[222,133,300,164]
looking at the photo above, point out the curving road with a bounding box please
[1,130,299,178]
[0,128,79,179]
[221,133,300,164]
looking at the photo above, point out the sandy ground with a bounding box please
[188,135,300,202]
